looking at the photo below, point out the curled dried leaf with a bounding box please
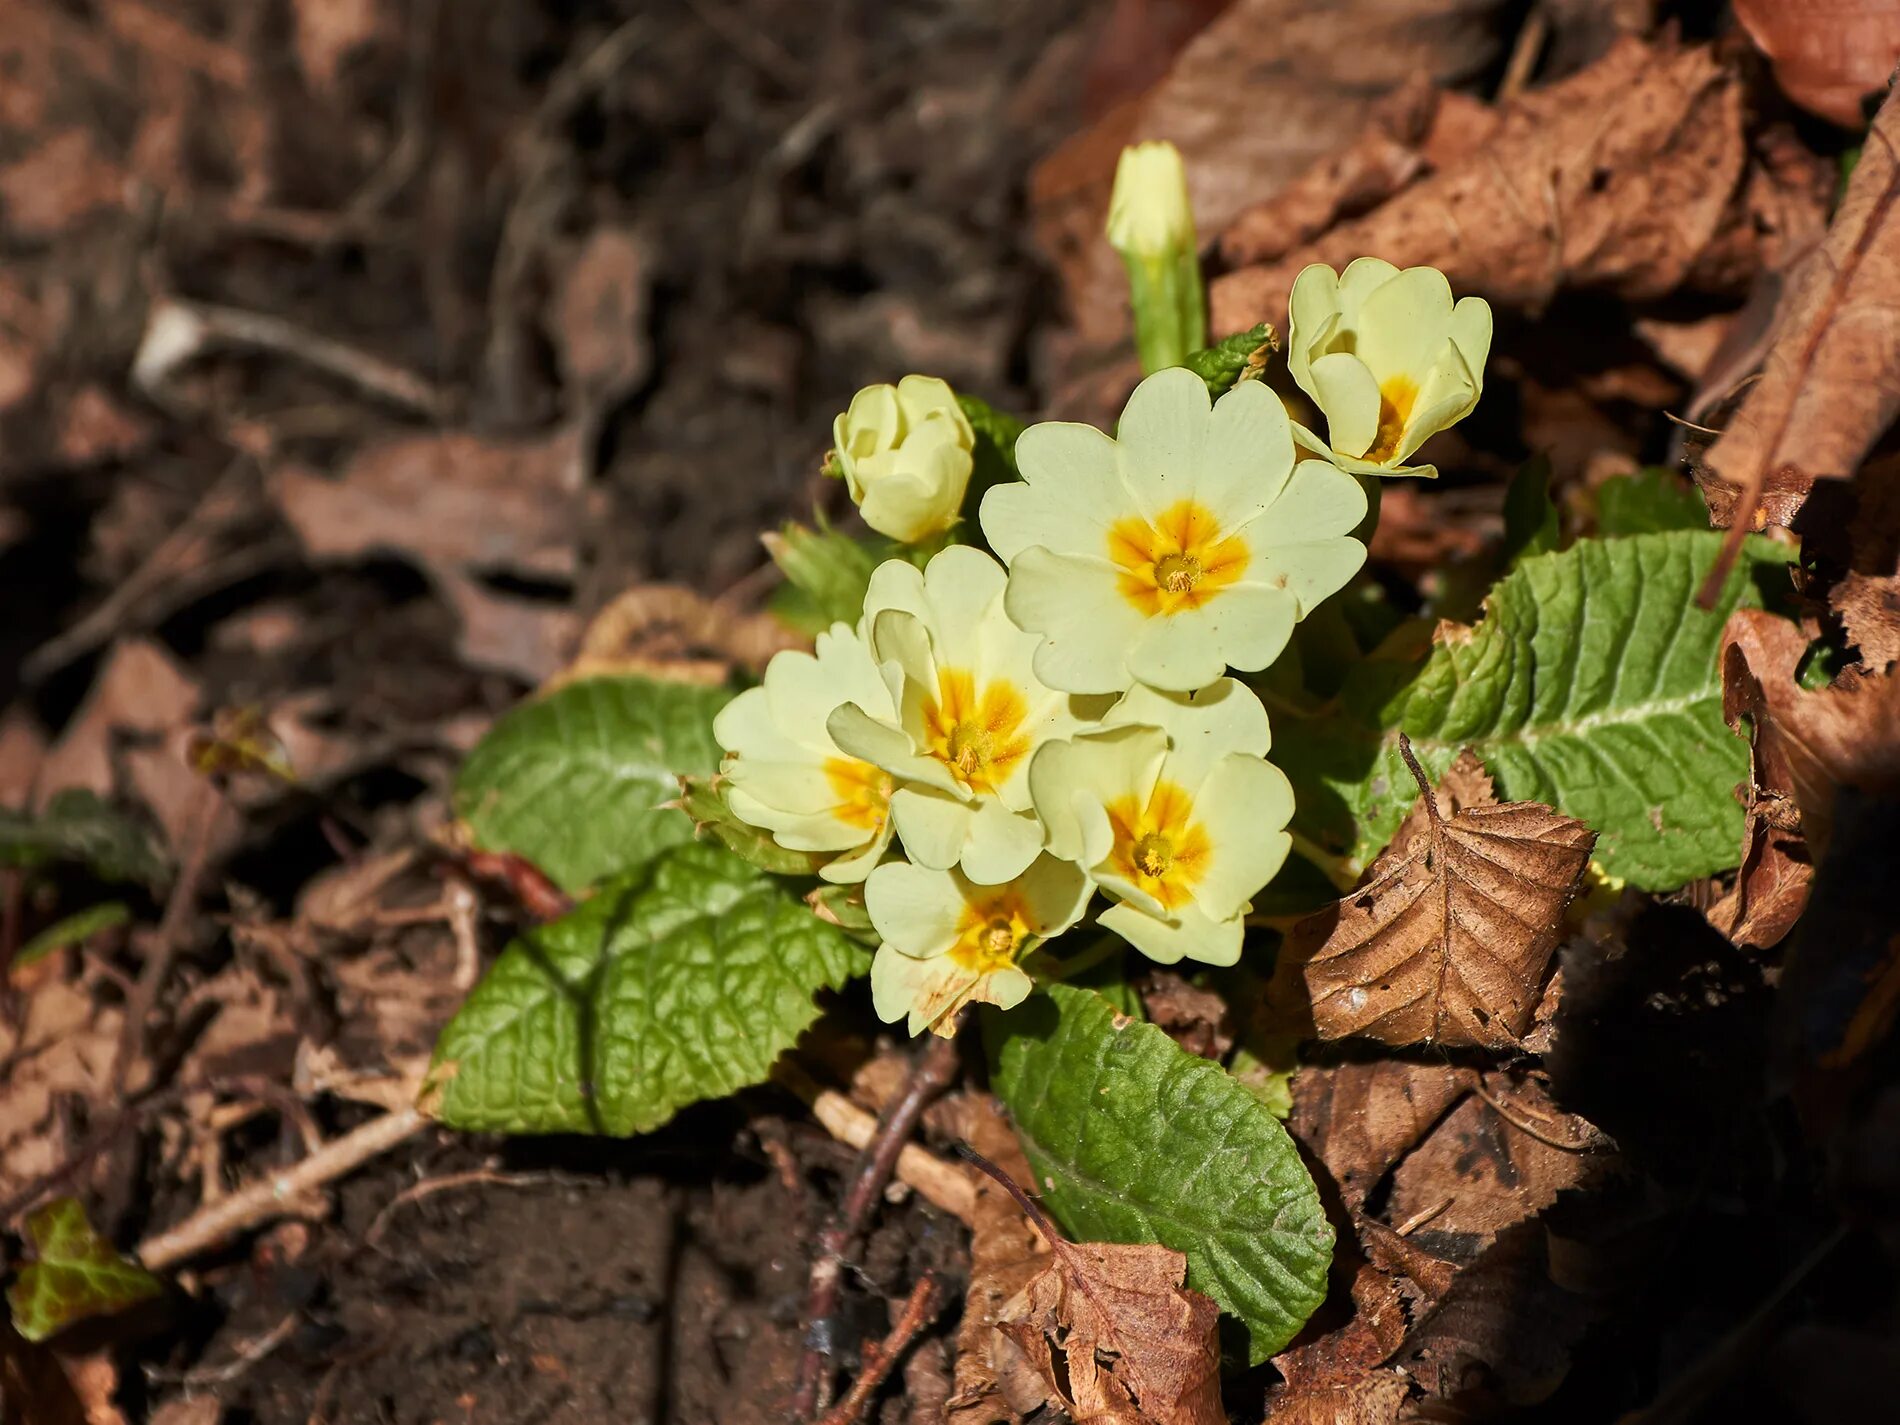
[1300,745,1596,1049]
[1695,85,1900,602]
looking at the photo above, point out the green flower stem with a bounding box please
[1123,249,1207,376]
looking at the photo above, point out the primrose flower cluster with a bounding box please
[716,256,1491,1038]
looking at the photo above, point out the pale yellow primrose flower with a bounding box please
[980,366,1367,695]
[1285,258,1492,479]
[827,545,1092,885]
[711,624,896,884]
[866,854,1090,1037]
[1029,678,1291,967]
[832,375,975,544]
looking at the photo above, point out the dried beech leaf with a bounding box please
[1211,37,1829,334]
[1734,0,1900,128]
[1301,747,1596,1048]
[1696,85,1900,591]
[1394,1221,1596,1407]
[1287,1061,1474,1211]
[1708,612,1816,947]
[997,1231,1226,1425]
[942,1094,1052,1425]
[1717,610,1900,863]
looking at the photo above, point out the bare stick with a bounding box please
[815,1273,945,1425]
[802,1085,975,1222]
[792,1030,962,1420]
[137,1107,426,1271]
[134,297,446,418]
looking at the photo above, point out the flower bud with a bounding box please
[1106,140,1206,373]
[830,375,974,544]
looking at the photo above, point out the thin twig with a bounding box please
[137,1107,427,1271]
[112,781,222,1096]
[815,1273,945,1425]
[134,297,447,418]
[145,1311,298,1387]
[365,1167,567,1246]
[1472,1084,1612,1153]
[791,1030,963,1421]
[791,1078,976,1222]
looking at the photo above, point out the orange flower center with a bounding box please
[1107,499,1248,617]
[1105,778,1210,911]
[922,669,1031,795]
[823,757,893,832]
[948,892,1034,974]
[1363,374,1417,464]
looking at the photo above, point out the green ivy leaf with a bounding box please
[990,984,1332,1363]
[1276,530,1787,890]
[455,676,730,894]
[426,843,868,1136]
[1595,468,1709,536]
[0,790,168,887]
[7,1198,163,1343]
[1182,323,1276,396]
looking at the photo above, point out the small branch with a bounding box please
[815,1273,945,1425]
[462,850,575,922]
[133,297,447,419]
[137,1107,426,1271]
[802,1086,975,1222]
[792,1030,963,1421]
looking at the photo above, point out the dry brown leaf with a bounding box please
[274,427,585,581]
[1288,1061,1474,1211]
[942,1094,1052,1425]
[35,638,199,805]
[1735,0,1900,128]
[1211,37,1830,336]
[1719,609,1900,861]
[1385,1074,1608,1258]
[1695,85,1900,598]
[995,1215,1226,1425]
[1300,745,1596,1049]
[1708,611,1816,947]
[1834,569,1900,670]
[552,226,654,416]
[0,972,124,1206]
[1393,1221,1596,1407]
[291,0,393,94]
[1265,1264,1414,1425]
[1140,970,1233,1060]
[1219,79,1493,268]
[1032,0,1509,350]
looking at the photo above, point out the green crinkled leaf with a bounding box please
[7,1198,163,1343]
[0,790,168,886]
[990,984,1332,1364]
[1182,323,1275,396]
[958,393,1027,523]
[455,676,730,894]
[1276,530,1787,890]
[426,843,868,1136]
[1595,468,1709,536]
